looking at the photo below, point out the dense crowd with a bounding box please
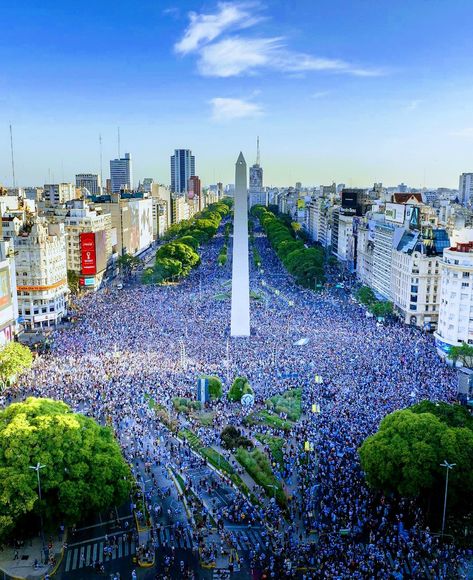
[4,216,470,578]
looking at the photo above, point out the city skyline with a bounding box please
[2,1,473,188]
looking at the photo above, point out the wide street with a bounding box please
[10,214,469,578]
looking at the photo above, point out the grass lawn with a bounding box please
[266,388,302,422]
[255,434,285,471]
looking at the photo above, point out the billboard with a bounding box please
[94,230,107,273]
[385,203,406,224]
[80,232,96,275]
[0,267,12,311]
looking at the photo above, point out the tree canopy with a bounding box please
[0,342,33,387]
[0,397,132,541]
[358,402,473,509]
[449,343,473,368]
[251,205,325,287]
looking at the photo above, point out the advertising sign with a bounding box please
[94,230,107,273]
[81,232,96,275]
[0,268,12,311]
[385,203,406,225]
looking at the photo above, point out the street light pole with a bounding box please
[29,462,46,563]
[440,460,456,537]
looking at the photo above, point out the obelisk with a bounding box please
[230,152,250,336]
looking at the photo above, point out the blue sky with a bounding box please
[1,0,473,188]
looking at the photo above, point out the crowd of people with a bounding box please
[4,214,470,578]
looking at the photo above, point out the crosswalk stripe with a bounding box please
[98,542,104,563]
[78,549,85,568]
[65,549,72,572]
[86,545,91,564]
[92,543,97,561]
[111,546,117,560]
[131,540,136,554]
[118,542,123,557]
[124,541,129,557]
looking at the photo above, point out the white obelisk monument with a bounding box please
[231,152,250,336]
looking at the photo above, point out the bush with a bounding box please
[221,426,254,450]
[228,376,253,402]
[172,397,202,414]
[255,434,285,471]
[235,447,287,508]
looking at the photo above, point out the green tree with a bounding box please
[0,342,33,387]
[228,377,253,402]
[118,253,142,277]
[154,258,183,282]
[356,285,376,305]
[177,235,200,251]
[67,270,80,294]
[359,405,473,508]
[369,301,393,318]
[449,342,473,368]
[156,242,200,275]
[0,398,131,542]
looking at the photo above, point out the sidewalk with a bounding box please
[0,535,64,579]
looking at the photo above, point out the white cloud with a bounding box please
[175,2,259,55]
[175,3,384,78]
[210,97,263,121]
[405,99,422,111]
[199,37,282,77]
[311,91,331,99]
[450,127,473,138]
[198,36,383,77]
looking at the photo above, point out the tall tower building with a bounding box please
[249,137,266,208]
[170,149,196,193]
[459,173,473,205]
[231,152,250,337]
[76,174,101,195]
[110,153,133,193]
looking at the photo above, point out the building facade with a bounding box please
[76,174,101,195]
[42,183,75,206]
[14,218,68,329]
[459,173,473,206]
[0,239,19,344]
[170,149,195,193]
[110,153,133,193]
[435,239,473,356]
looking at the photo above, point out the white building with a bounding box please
[459,173,473,205]
[372,222,396,299]
[356,219,375,286]
[435,236,473,356]
[391,229,447,330]
[43,183,75,206]
[110,153,133,193]
[14,218,68,329]
[63,200,113,290]
[76,174,101,195]
[0,239,19,344]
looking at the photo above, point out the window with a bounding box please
[411,285,418,293]
[463,272,470,278]
[410,304,417,311]
[462,282,469,288]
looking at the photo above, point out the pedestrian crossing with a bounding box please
[64,539,136,572]
[153,527,196,549]
[230,529,266,552]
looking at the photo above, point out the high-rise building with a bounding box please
[0,239,19,344]
[249,137,265,208]
[110,153,133,193]
[170,149,195,193]
[75,174,101,195]
[459,173,473,205]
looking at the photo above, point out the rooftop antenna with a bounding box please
[256,136,260,166]
[9,124,16,189]
[99,133,103,190]
[117,127,121,158]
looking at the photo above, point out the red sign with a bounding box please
[81,232,97,275]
